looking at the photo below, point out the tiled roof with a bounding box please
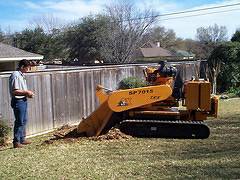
[0,42,43,61]
[140,47,174,57]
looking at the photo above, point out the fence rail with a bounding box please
[0,62,201,136]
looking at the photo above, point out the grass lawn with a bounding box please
[0,98,239,179]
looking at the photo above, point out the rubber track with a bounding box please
[119,119,210,139]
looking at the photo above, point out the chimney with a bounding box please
[156,42,161,47]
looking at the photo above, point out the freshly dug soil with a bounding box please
[42,124,131,145]
[53,124,79,139]
[89,128,132,141]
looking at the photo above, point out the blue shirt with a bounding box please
[9,70,28,99]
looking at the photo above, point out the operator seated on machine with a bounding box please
[146,61,177,86]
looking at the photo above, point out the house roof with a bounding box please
[0,42,44,62]
[140,47,174,58]
[134,41,175,58]
[141,42,157,48]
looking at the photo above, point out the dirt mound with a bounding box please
[42,124,131,145]
[53,124,79,139]
[89,128,132,141]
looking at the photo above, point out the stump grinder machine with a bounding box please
[77,62,218,139]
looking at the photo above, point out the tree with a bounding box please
[0,26,14,45]
[0,28,4,42]
[13,27,48,55]
[63,1,157,64]
[208,42,240,93]
[43,28,68,61]
[64,15,108,64]
[173,38,207,59]
[196,24,228,44]
[98,1,157,63]
[13,27,67,61]
[196,24,228,59]
[29,13,64,34]
[196,24,228,93]
[13,27,47,54]
[148,26,176,48]
[231,30,240,42]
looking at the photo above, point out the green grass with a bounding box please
[0,99,240,179]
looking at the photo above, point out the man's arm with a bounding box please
[12,89,34,98]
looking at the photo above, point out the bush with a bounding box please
[0,120,11,145]
[118,77,147,90]
[227,87,240,97]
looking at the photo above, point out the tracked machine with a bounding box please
[77,62,218,139]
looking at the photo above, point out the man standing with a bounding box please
[9,60,34,148]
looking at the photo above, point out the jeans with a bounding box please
[11,98,28,144]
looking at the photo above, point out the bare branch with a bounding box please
[99,1,157,63]
[29,13,65,34]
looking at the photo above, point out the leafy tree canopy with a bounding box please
[64,15,109,64]
[12,27,67,61]
[231,30,240,42]
[208,41,240,92]
[148,26,176,49]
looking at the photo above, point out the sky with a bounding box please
[0,0,240,39]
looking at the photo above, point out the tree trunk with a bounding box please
[212,70,217,94]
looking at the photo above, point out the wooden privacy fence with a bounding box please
[0,62,201,136]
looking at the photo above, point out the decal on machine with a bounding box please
[128,89,153,95]
[150,96,161,100]
[117,98,132,106]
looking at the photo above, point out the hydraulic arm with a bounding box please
[77,85,172,136]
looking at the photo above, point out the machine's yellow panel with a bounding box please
[200,82,211,111]
[185,81,200,110]
[108,85,172,112]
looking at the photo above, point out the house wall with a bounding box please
[0,62,17,71]
[0,62,200,136]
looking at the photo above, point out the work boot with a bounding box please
[21,140,32,145]
[13,143,24,148]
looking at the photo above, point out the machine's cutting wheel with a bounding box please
[119,120,210,139]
